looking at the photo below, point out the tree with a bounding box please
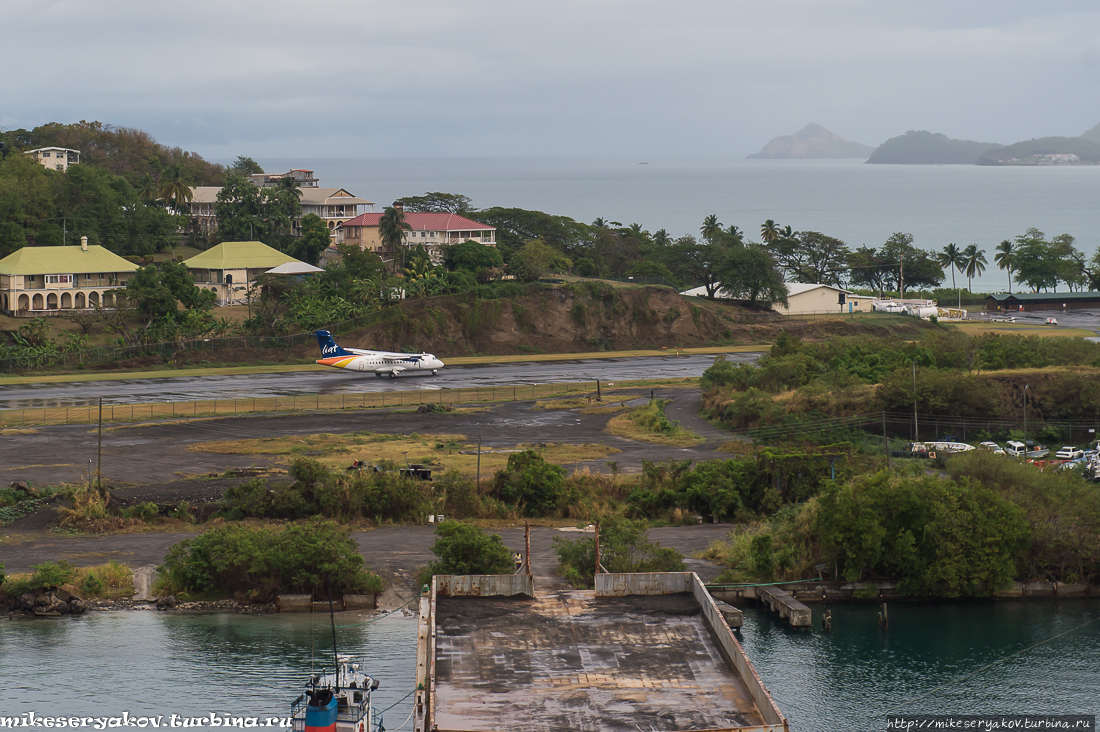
[230,156,264,175]
[377,205,411,273]
[1013,229,1059,292]
[477,207,593,260]
[446,240,504,272]
[846,246,895,298]
[700,214,722,244]
[285,213,330,265]
[508,240,572,282]
[1051,234,1086,292]
[760,219,779,244]
[652,229,671,247]
[716,244,789,308]
[670,235,732,298]
[135,173,159,202]
[158,163,193,214]
[423,522,513,577]
[936,242,965,295]
[215,175,268,241]
[994,240,1016,293]
[398,192,474,214]
[880,233,944,295]
[126,260,216,319]
[268,176,303,234]
[766,230,850,286]
[962,244,987,292]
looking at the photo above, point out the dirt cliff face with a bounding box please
[342,285,931,357]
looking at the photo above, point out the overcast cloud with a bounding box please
[3,0,1098,158]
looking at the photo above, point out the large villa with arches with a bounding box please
[0,237,138,316]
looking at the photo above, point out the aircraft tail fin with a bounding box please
[315,330,354,358]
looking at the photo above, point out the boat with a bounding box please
[923,441,975,454]
[291,655,379,732]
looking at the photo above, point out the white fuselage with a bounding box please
[317,346,445,377]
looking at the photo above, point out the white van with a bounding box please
[1005,440,1027,457]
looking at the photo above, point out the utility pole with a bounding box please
[1023,384,1029,441]
[476,436,482,488]
[899,254,905,298]
[96,397,103,493]
[912,362,919,442]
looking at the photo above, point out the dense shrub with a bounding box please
[421,522,514,580]
[158,520,381,601]
[553,517,684,589]
[493,450,567,517]
[814,471,1028,597]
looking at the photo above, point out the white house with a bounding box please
[25,147,81,172]
[680,282,877,315]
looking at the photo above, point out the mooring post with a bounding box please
[878,602,889,630]
[525,522,532,576]
[823,609,832,632]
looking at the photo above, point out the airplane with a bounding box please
[314,330,445,378]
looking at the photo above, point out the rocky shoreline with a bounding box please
[7,589,278,618]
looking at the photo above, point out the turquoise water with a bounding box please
[1,600,1097,731]
[257,156,1100,293]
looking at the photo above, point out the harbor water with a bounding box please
[2,599,1097,731]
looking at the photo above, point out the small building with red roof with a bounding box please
[337,206,496,263]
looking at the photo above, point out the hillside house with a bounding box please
[337,209,497,264]
[188,186,373,237]
[183,241,311,305]
[25,147,81,172]
[0,237,138,316]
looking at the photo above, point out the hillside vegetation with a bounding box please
[977,136,1100,165]
[866,131,1001,164]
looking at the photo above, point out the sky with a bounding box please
[3,0,1099,159]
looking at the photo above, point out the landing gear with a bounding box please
[388,372,396,379]
[375,373,382,378]
[432,369,438,375]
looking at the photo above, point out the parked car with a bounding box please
[1055,446,1085,460]
[979,441,1006,455]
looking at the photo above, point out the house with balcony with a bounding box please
[0,237,138,316]
[337,210,497,263]
[25,147,81,172]
[183,241,312,305]
[187,186,373,237]
[248,169,319,188]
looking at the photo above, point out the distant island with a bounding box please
[867,123,1100,165]
[866,131,1000,164]
[747,123,874,159]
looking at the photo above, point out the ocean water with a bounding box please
[255,156,1100,293]
[1,600,1097,731]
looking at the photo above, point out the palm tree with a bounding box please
[378,205,411,274]
[135,173,159,202]
[158,164,193,213]
[994,240,1015,293]
[760,219,779,244]
[653,229,671,247]
[962,244,987,292]
[700,214,722,244]
[270,176,303,234]
[936,243,965,304]
[592,217,608,228]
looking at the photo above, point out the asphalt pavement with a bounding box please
[0,354,761,409]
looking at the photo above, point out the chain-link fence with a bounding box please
[0,309,390,374]
[0,382,602,428]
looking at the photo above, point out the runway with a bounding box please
[0,353,762,410]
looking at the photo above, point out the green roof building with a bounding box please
[183,241,310,305]
[0,237,138,316]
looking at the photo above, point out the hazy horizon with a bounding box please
[3,1,1098,160]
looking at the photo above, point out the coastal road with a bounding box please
[0,353,761,410]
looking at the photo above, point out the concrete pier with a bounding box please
[758,585,812,627]
[415,572,787,732]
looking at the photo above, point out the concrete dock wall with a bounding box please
[594,571,692,596]
[688,574,787,731]
[711,579,1100,603]
[433,574,534,598]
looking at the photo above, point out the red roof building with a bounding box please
[337,210,496,262]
